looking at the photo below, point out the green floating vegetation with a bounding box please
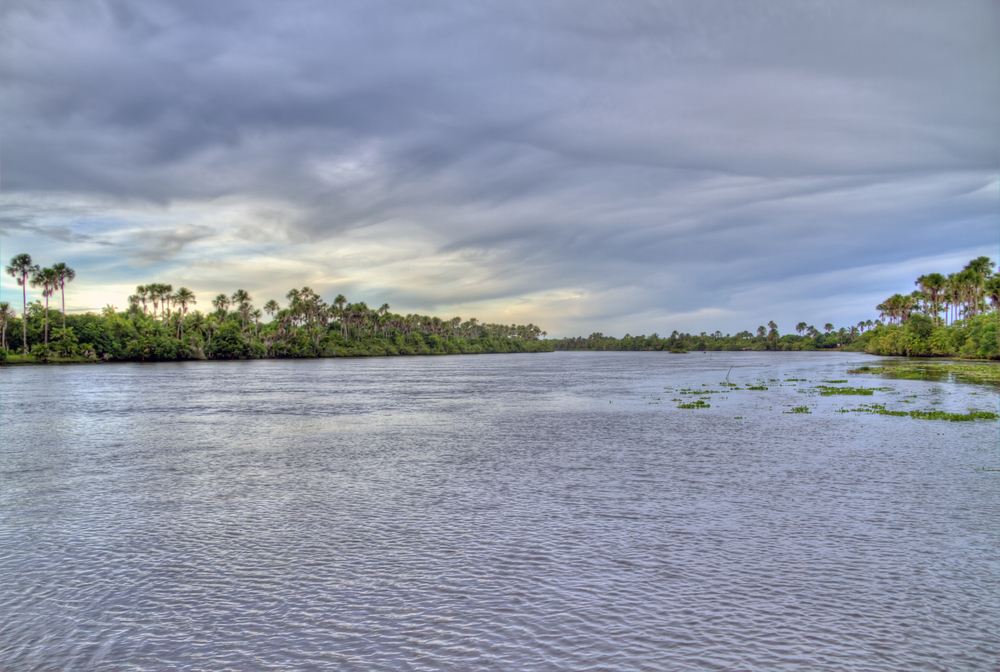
[848,362,1000,385]
[785,406,811,414]
[677,400,711,409]
[785,378,807,382]
[844,403,998,422]
[746,385,768,391]
[670,348,689,353]
[734,416,744,419]
[822,379,848,383]
[814,385,875,396]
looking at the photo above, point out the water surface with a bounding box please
[2,352,998,670]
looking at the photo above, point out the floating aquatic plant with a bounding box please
[814,386,877,396]
[848,362,1000,385]
[840,402,997,421]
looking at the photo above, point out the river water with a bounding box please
[2,351,998,671]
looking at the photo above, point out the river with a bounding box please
[2,351,997,670]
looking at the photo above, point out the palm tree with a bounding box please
[964,256,995,314]
[824,323,834,333]
[147,283,161,320]
[985,276,1000,309]
[6,253,39,352]
[767,321,779,349]
[333,294,347,337]
[160,284,174,320]
[171,287,197,339]
[212,293,230,316]
[0,302,12,351]
[50,262,76,328]
[795,322,807,335]
[135,285,149,314]
[916,273,946,325]
[252,308,262,336]
[231,289,252,330]
[30,266,59,346]
[264,300,280,320]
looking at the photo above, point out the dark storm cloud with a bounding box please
[1,0,997,333]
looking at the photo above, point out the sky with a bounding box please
[2,0,997,337]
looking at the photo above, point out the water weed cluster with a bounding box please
[655,361,997,422]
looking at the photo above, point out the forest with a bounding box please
[553,257,999,360]
[1,254,551,363]
[3,254,997,363]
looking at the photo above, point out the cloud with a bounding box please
[1,0,997,333]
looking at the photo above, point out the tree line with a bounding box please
[553,256,999,360]
[1,253,551,362]
[877,256,998,325]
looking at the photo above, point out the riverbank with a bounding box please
[2,337,554,366]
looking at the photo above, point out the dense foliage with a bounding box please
[554,256,999,360]
[552,326,866,353]
[1,260,551,363]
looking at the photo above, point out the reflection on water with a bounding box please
[2,352,998,671]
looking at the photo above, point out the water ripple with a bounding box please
[2,352,998,670]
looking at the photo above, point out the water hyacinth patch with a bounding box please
[840,403,998,422]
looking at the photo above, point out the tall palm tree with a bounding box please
[824,323,834,333]
[135,285,149,314]
[985,276,1000,309]
[160,284,174,320]
[264,300,280,320]
[172,287,197,339]
[767,320,779,349]
[30,266,59,346]
[231,289,252,330]
[212,293,230,316]
[50,262,76,328]
[147,283,161,320]
[916,273,946,325]
[965,256,995,314]
[6,253,39,352]
[333,294,347,337]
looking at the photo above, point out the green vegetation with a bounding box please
[848,362,1000,385]
[551,257,998,360]
[814,386,876,396]
[842,403,998,422]
[645,362,996,425]
[2,254,552,364]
